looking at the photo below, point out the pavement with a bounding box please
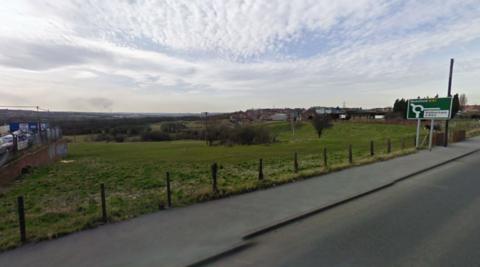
[1,137,480,267]
[209,150,480,267]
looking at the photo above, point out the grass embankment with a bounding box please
[450,119,480,138]
[0,121,424,250]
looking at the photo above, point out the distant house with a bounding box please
[0,124,9,135]
[464,105,480,113]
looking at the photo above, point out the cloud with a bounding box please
[0,0,479,112]
[73,71,98,79]
[0,39,113,70]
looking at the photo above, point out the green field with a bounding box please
[0,121,434,250]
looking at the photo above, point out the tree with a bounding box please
[452,93,460,117]
[393,99,400,112]
[311,114,332,137]
[459,93,468,111]
[399,99,407,118]
[392,98,407,118]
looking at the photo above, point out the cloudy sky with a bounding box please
[1,0,479,113]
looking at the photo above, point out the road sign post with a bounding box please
[407,97,452,151]
[416,119,421,149]
[428,119,434,151]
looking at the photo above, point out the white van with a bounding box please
[0,135,14,151]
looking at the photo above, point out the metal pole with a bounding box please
[204,112,208,146]
[416,119,421,149]
[291,114,295,136]
[444,58,454,147]
[429,119,434,151]
[36,106,40,140]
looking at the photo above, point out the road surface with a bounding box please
[209,151,480,267]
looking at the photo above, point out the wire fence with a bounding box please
[2,134,427,248]
[0,127,62,168]
[1,127,476,250]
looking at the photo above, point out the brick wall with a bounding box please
[0,141,68,188]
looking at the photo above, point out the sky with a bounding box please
[0,0,479,113]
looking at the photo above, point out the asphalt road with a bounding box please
[209,151,480,267]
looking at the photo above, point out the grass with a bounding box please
[0,121,428,251]
[450,119,480,138]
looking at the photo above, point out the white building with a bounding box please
[270,113,288,121]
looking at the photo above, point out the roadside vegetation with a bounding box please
[1,119,477,251]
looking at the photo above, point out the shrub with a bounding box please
[114,134,126,143]
[94,133,113,142]
[141,131,171,141]
[161,122,187,133]
[206,124,274,145]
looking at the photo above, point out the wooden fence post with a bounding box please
[387,139,392,153]
[294,152,299,173]
[166,172,172,208]
[348,145,353,164]
[370,140,374,156]
[323,148,328,167]
[258,159,264,180]
[17,196,26,243]
[100,183,107,223]
[211,163,218,193]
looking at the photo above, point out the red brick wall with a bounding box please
[0,141,67,188]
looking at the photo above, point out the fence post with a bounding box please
[294,152,299,173]
[211,163,218,193]
[323,148,328,168]
[258,159,264,180]
[100,183,107,223]
[166,172,172,208]
[348,145,353,164]
[370,140,374,156]
[12,134,18,152]
[17,196,26,243]
[387,139,392,153]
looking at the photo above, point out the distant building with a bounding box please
[313,106,343,115]
[0,124,9,135]
[270,113,288,121]
[347,110,387,120]
[464,105,480,113]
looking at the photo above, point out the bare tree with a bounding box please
[459,93,468,110]
[311,114,332,138]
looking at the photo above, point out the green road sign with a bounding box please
[407,97,453,120]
